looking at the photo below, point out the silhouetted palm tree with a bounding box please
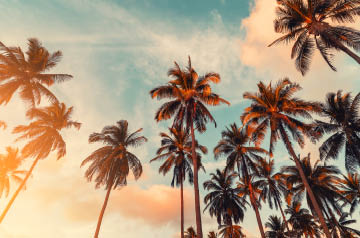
[203,169,246,238]
[327,213,360,238]
[150,57,229,238]
[270,0,360,75]
[0,102,80,223]
[208,231,218,238]
[185,226,197,238]
[0,147,26,198]
[339,173,360,215]
[219,224,246,238]
[314,91,360,172]
[241,79,331,237]
[265,215,287,238]
[151,127,207,238]
[0,38,72,107]
[81,120,147,238]
[256,158,290,233]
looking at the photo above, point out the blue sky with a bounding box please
[0,0,360,237]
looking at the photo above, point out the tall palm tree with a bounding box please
[218,224,246,238]
[237,175,265,238]
[265,215,287,238]
[327,213,360,238]
[0,38,72,106]
[339,173,360,215]
[0,102,80,223]
[214,123,267,238]
[150,57,230,238]
[203,169,246,238]
[81,120,147,238]
[151,127,207,238]
[208,231,218,238]
[241,79,332,238]
[185,226,197,238]
[256,159,290,233]
[269,0,360,75]
[281,154,345,221]
[0,147,26,198]
[314,91,360,172]
[286,201,322,238]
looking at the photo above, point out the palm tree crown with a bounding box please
[218,224,246,238]
[265,215,287,238]
[339,173,360,215]
[0,38,72,106]
[270,0,360,75]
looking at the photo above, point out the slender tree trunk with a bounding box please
[190,119,203,238]
[94,183,113,238]
[276,197,291,233]
[0,157,40,223]
[180,174,185,238]
[230,219,233,238]
[279,127,332,238]
[328,34,360,64]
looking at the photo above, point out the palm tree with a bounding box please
[203,169,246,238]
[241,79,332,238]
[314,91,360,172]
[0,121,6,129]
[0,102,80,223]
[219,224,246,238]
[214,123,267,238]
[339,173,360,215]
[269,0,360,75]
[81,120,147,238]
[256,158,290,233]
[185,226,197,238]
[151,127,207,238]
[0,147,26,198]
[0,38,72,106]
[208,231,218,238]
[327,213,360,238]
[286,202,322,238]
[265,215,287,238]
[150,57,230,238]
[281,154,345,221]
[237,175,265,238]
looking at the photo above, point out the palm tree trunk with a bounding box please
[190,119,203,238]
[279,127,332,238]
[230,220,233,238]
[276,197,291,233]
[94,183,113,238]
[0,157,40,223]
[328,34,360,64]
[180,173,185,238]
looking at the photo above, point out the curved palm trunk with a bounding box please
[180,174,185,238]
[279,127,332,238]
[190,120,203,238]
[94,183,113,238]
[0,157,40,223]
[275,197,291,233]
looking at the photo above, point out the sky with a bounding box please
[0,0,360,237]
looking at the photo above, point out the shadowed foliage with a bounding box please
[218,224,246,238]
[150,56,229,238]
[81,120,147,238]
[208,231,218,238]
[265,215,287,238]
[0,38,72,107]
[339,173,360,216]
[185,226,197,238]
[314,91,360,172]
[0,102,80,223]
[270,0,360,75]
[326,212,360,238]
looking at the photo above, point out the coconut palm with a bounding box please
[185,226,197,238]
[265,215,287,238]
[237,175,266,238]
[151,127,207,238]
[203,169,246,238]
[286,201,322,238]
[214,123,267,238]
[339,173,360,215]
[0,147,26,198]
[241,79,332,237]
[0,102,80,223]
[0,38,72,107]
[81,120,147,238]
[218,224,246,238]
[270,0,360,75]
[150,57,230,238]
[208,231,218,238]
[281,154,345,221]
[327,213,360,238]
[256,158,290,233]
[314,91,360,172]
